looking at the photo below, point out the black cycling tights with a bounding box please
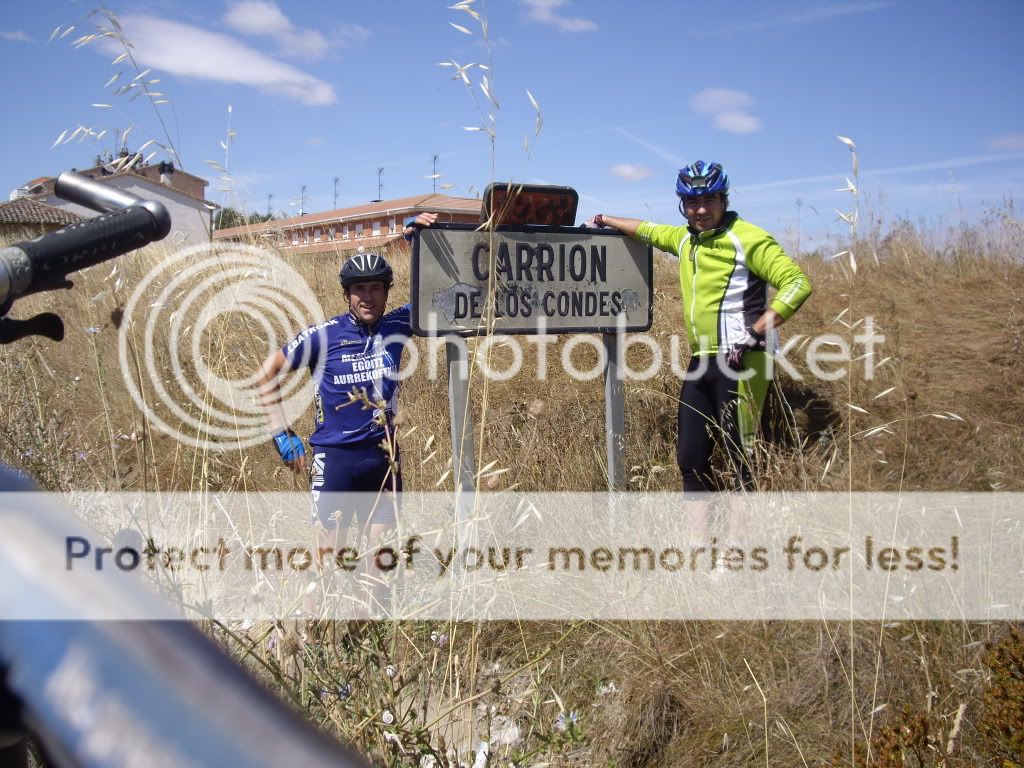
[676,356,751,493]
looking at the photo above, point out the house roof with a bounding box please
[243,231,406,253]
[277,233,407,254]
[0,198,84,227]
[132,163,209,186]
[19,166,216,207]
[113,168,217,206]
[213,193,482,240]
[22,176,51,190]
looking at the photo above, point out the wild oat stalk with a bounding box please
[204,105,240,225]
[51,3,181,169]
[436,0,551,751]
[438,0,545,486]
[438,0,501,500]
[835,133,861,766]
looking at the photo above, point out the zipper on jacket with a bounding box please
[688,238,700,345]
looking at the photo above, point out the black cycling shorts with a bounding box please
[308,439,401,529]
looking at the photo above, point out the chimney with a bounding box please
[158,161,175,186]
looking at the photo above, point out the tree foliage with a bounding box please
[213,207,274,229]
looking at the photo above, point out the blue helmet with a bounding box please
[676,161,729,197]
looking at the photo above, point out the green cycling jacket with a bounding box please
[636,212,811,355]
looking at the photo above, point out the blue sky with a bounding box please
[2,0,1022,250]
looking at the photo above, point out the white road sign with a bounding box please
[412,224,653,335]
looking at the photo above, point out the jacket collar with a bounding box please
[347,310,382,335]
[688,211,738,240]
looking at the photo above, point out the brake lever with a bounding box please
[0,313,65,343]
[18,274,74,298]
[0,274,73,343]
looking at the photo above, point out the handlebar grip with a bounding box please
[0,204,171,307]
[54,171,146,214]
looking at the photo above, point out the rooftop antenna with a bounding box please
[371,167,383,202]
[333,177,339,209]
[432,153,439,193]
[267,192,273,219]
[299,184,307,217]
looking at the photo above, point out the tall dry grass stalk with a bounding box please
[51,4,181,172]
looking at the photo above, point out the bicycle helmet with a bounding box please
[339,252,394,289]
[675,161,729,197]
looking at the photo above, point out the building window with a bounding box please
[328,227,335,241]
[314,228,321,242]
[291,231,298,245]
[355,222,364,237]
[372,220,381,236]
[389,217,396,233]
[342,224,349,239]
[303,230,309,244]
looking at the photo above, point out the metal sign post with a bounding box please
[603,332,626,491]
[445,336,477,496]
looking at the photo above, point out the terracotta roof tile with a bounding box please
[273,233,406,254]
[213,193,481,239]
[132,163,208,185]
[18,167,216,207]
[0,198,84,227]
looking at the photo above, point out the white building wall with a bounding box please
[41,177,213,247]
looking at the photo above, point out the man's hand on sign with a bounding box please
[404,212,439,241]
[582,213,642,238]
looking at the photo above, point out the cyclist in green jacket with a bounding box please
[589,160,811,493]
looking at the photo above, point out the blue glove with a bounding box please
[403,216,419,242]
[272,429,305,462]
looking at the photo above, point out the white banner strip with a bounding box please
[1,493,1020,621]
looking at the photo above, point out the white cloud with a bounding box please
[224,1,291,36]
[104,15,336,106]
[725,2,889,33]
[224,1,328,59]
[715,111,761,134]
[691,88,762,134]
[335,23,371,45]
[522,0,597,32]
[737,152,1024,194]
[1,31,31,42]
[609,163,653,182]
[611,127,683,166]
[987,132,1024,153]
[782,2,890,24]
[691,88,751,113]
[305,136,326,147]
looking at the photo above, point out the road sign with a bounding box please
[411,224,652,336]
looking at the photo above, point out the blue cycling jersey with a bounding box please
[281,304,412,447]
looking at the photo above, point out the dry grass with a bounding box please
[2,212,1023,766]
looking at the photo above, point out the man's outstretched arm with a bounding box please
[585,213,645,239]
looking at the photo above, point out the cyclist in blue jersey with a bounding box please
[257,253,412,541]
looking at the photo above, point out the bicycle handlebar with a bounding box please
[0,171,171,312]
[0,172,371,765]
[0,470,371,768]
